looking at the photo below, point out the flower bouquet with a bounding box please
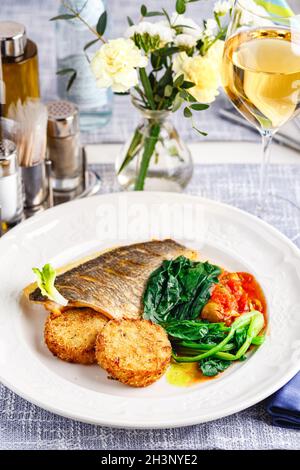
[52,0,232,190]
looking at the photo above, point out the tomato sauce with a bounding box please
[205,271,267,326]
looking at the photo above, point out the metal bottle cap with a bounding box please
[0,139,17,177]
[0,21,27,58]
[47,101,79,139]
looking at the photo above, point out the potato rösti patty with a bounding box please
[45,308,108,364]
[95,319,172,387]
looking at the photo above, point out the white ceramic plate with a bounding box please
[0,192,300,429]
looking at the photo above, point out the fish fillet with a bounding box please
[29,239,197,320]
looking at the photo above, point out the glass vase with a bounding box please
[116,99,193,191]
[56,0,113,132]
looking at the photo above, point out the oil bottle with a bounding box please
[0,21,40,115]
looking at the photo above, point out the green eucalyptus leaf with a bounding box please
[96,11,107,36]
[172,93,183,112]
[154,46,179,58]
[191,103,209,111]
[184,107,192,118]
[173,24,195,30]
[127,16,134,26]
[176,0,186,15]
[83,38,100,52]
[141,4,147,16]
[66,72,77,91]
[193,126,208,136]
[182,80,195,89]
[174,74,185,88]
[164,85,173,97]
[56,68,76,76]
[162,8,171,24]
[151,53,162,70]
[56,68,77,91]
[50,14,77,21]
[145,11,164,17]
[180,89,197,102]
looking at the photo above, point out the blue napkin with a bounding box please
[267,372,300,430]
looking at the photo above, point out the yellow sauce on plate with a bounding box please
[166,362,209,387]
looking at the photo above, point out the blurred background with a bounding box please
[1,0,298,145]
[0,0,251,144]
[0,0,212,98]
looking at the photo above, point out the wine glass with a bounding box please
[221,0,300,213]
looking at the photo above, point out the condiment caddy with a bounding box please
[0,19,101,236]
[0,100,101,234]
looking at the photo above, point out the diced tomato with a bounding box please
[238,292,249,312]
[203,270,266,325]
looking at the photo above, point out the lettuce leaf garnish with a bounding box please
[32,264,68,306]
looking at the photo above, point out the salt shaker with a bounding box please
[47,100,82,192]
[0,139,23,228]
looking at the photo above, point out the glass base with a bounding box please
[79,109,112,132]
[118,167,193,192]
[52,175,82,192]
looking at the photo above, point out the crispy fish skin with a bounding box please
[95,319,172,387]
[30,239,197,320]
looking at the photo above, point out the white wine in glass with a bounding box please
[222,1,300,212]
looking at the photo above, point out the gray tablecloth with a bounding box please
[1,0,300,450]
[1,162,300,450]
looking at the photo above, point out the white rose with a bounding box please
[91,38,148,93]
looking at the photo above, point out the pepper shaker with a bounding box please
[47,100,83,192]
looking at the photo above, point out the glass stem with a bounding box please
[257,130,273,214]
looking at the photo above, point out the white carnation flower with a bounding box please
[126,21,174,51]
[91,38,148,93]
[201,18,218,40]
[173,40,224,104]
[170,13,202,38]
[175,33,197,49]
[214,1,233,16]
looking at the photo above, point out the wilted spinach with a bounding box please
[143,256,221,324]
[199,358,231,377]
[164,320,228,341]
[234,326,248,350]
[172,311,265,364]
